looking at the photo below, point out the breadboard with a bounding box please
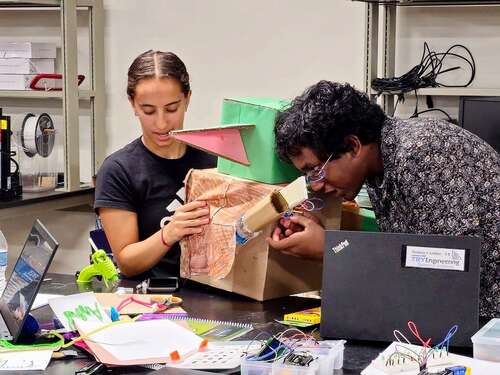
[370,343,453,374]
[371,353,453,373]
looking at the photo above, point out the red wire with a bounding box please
[116,296,153,312]
[408,321,432,347]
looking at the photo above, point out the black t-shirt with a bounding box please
[94,138,216,278]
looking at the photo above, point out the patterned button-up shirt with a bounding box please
[366,117,499,317]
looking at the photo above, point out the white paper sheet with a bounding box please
[0,350,53,371]
[75,319,202,361]
[48,292,110,331]
[362,342,500,375]
[143,341,262,371]
[31,293,62,310]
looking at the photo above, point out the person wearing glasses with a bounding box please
[269,80,499,318]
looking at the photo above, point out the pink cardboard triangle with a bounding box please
[170,124,254,165]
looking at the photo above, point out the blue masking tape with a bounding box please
[235,231,249,246]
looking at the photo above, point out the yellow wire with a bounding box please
[62,315,141,348]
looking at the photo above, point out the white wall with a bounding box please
[102,0,367,154]
[103,2,500,153]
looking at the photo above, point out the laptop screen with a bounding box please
[0,220,58,342]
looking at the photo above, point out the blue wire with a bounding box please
[433,325,458,353]
[247,343,290,361]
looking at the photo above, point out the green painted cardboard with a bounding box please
[217,98,301,184]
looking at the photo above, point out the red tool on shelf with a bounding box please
[29,73,86,91]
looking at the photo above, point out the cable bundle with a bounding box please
[372,42,476,95]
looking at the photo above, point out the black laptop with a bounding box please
[320,230,481,347]
[0,219,58,342]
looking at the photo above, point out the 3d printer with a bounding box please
[0,108,22,200]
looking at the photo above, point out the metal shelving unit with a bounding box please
[0,90,95,99]
[0,0,104,192]
[362,0,500,115]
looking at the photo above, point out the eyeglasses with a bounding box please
[305,153,333,185]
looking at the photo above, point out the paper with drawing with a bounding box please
[180,169,277,279]
[48,292,110,331]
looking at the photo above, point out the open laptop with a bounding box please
[320,230,481,347]
[0,219,58,342]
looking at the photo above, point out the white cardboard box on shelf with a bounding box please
[0,42,56,59]
[0,74,32,90]
[0,58,55,74]
[0,74,56,90]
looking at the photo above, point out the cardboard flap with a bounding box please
[277,176,308,210]
[170,124,254,165]
[241,176,308,233]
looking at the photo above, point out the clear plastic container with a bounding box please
[304,340,345,373]
[241,356,320,375]
[241,340,345,375]
[16,118,59,192]
[471,318,500,362]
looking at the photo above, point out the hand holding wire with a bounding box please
[267,214,325,260]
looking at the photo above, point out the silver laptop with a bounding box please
[0,219,58,342]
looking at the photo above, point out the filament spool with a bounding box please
[21,113,55,158]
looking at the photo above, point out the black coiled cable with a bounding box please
[372,42,476,95]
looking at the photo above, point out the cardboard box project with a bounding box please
[0,42,56,58]
[180,169,341,301]
[217,98,301,184]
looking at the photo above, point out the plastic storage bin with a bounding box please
[242,356,320,375]
[471,318,500,362]
[241,340,345,375]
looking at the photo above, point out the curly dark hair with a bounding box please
[274,81,387,163]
